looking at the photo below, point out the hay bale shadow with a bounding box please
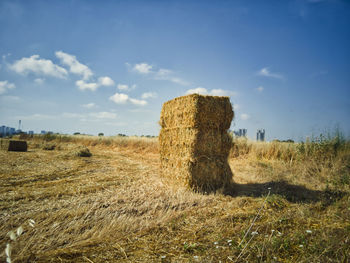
[224,180,346,206]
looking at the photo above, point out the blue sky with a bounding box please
[0,0,349,140]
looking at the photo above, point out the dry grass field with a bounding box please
[1,134,349,262]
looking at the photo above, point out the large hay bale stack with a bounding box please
[0,139,27,152]
[159,94,234,191]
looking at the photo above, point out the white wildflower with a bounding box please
[29,219,35,227]
[227,239,232,243]
[6,257,12,263]
[216,246,219,249]
[161,255,166,259]
[299,244,304,248]
[306,230,312,234]
[251,231,259,235]
[7,231,16,241]
[17,226,23,236]
[5,243,11,258]
[214,241,218,245]
[277,231,282,236]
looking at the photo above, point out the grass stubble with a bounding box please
[0,134,349,262]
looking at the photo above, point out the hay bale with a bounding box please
[74,146,92,157]
[0,139,27,152]
[159,94,234,192]
[42,143,56,150]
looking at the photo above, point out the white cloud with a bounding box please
[256,86,264,92]
[76,76,114,92]
[133,63,153,74]
[55,51,93,80]
[156,68,172,77]
[19,113,57,120]
[210,89,236,96]
[257,67,284,80]
[117,84,136,91]
[89,111,117,119]
[62,111,117,120]
[0,80,16,94]
[130,63,190,86]
[186,87,208,95]
[109,92,147,106]
[34,78,44,84]
[169,77,189,86]
[61,112,84,118]
[185,87,236,97]
[2,53,11,60]
[81,103,96,109]
[76,80,99,91]
[240,113,250,120]
[98,76,114,86]
[117,84,129,90]
[9,55,68,78]
[154,68,189,86]
[18,111,118,122]
[129,98,147,106]
[109,93,129,104]
[141,92,157,99]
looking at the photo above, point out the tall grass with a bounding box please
[22,134,159,153]
[231,131,349,162]
[230,131,350,191]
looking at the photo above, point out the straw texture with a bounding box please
[159,94,234,191]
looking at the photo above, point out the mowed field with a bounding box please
[1,135,349,262]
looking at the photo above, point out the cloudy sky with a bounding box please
[0,0,349,140]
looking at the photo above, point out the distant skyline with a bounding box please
[0,0,349,140]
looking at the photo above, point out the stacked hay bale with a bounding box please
[159,94,234,192]
[0,139,27,152]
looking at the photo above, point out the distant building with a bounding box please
[0,126,5,137]
[28,131,34,135]
[0,126,17,136]
[234,128,247,137]
[41,130,47,134]
[257,129,265,141]
[5,127,11,136]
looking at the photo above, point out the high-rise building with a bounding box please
[234,128,247,137]
[0,126,5,137]
[257,129,265,141]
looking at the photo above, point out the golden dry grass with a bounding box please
[1,135,349,262]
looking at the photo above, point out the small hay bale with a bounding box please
[0,139,28,152]
[42,143,56,151]
[75,146,92,157]
[159,94,234,192]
